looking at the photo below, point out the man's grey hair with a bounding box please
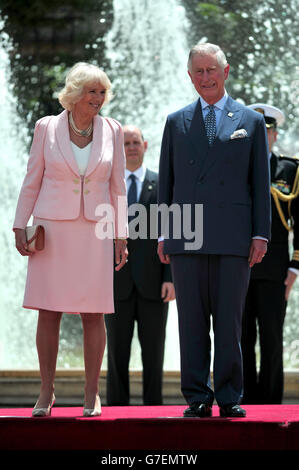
[187,43,228,71]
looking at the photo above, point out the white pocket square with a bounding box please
[230,129,248,139]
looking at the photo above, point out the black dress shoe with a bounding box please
[183,403,212,418]
[219,404,246,417]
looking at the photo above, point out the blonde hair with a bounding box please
[58,62,113,111]
[187,43,228,71]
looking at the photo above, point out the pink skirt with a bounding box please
[23,205,114,314]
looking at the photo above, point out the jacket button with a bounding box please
[84,190,90,195]
[85,178,90,184]
[189,159,195,165]
[73,189,79,194]
[73,178,80,184]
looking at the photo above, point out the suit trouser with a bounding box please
[242,279,287,404]
[170,253,250,407]
[105,288,168,405]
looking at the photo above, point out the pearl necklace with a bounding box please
[69,112,93,137]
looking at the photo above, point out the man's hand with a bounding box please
[161,282,175,302]
[284,270,297,300]
[114,239,128,271]
[157,241,170,264]
[248,239,267,268]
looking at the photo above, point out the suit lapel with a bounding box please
[199,96,244,178]
[55,111,104,177]
[85,115,104,176]
[139,169,156,205]
[183,99,210,167]
[55,110,80,176]
[216,96,243,143]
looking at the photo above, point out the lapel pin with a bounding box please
[228,112,234,118]
[148,185,153,190]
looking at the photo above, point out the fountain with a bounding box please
[0,1,195,370]
[0,1,298,373]
[103,0,196,370]
[103,0,196,168]
[0,25,34,368]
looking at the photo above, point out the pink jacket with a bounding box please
[13,110,128,238]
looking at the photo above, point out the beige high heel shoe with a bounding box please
[83,394,102,417]
[32,394,55,417]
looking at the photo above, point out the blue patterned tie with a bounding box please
[204,105,216,145]
[127,174,137,221]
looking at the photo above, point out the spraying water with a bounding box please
[0,0,194,369]
[1,1,298,370]
[0,24,35,368]
[103,0,196,168]
[102,0,197,369]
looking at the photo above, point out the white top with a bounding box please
[71,142,92,176]
[125,163,147,201]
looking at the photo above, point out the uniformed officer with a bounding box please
[242,103,299,404]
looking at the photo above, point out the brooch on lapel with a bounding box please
[230,129,248,139]
[227,112,234,118]
[148,181,156,191]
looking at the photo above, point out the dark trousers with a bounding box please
[242,279,287,404]
[170,253,250,407]
[105,288,168,405]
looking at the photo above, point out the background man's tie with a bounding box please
[204,105,216,145]
[127,173,137,222]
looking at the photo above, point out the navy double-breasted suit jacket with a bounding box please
[158,96,271,256]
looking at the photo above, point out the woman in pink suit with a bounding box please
[13,62,128,417]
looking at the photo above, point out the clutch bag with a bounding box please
[25,225,45,252]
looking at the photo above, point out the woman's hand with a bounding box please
[14,228,32,256]
[114,239,128,271]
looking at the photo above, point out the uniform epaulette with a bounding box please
[279,154,299,164]
[271,156,299,231]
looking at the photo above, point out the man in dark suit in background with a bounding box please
[242,103,299,404]
[105,125,175,406]
[158,43,271,418]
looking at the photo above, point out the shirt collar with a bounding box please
[125,163,146,182]
[200,89,228,111]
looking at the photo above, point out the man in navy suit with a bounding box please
[105,125,175,406]
[158,43,271,417]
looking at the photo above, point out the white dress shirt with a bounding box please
[200,90,228,130]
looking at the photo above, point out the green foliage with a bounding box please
[0,0,113,136]
[183,0,299,153]
[1,0,299,154]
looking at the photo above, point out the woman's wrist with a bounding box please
[114,238,127,244]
